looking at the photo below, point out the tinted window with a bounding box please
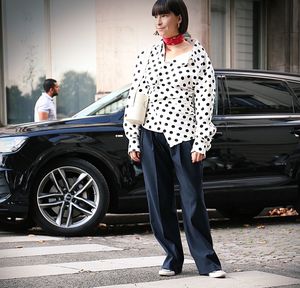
[214,77,224,115]
[73,88,129,118]
[96,96,127,115]
[288,81,300,112]
[288,81,300,99]
[225,77,293,114]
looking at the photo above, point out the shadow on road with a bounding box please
[1,209,298,237]
[95,209,299,236]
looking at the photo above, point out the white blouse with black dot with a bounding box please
[123,38,216,155]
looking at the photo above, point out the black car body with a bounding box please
[0,70,300,235]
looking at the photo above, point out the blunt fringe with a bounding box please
[152,0,189,34]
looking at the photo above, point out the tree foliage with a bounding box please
[58,71,96,118]
[6,71,96,124]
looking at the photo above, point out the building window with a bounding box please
[211,0,265,69]
[3,0,48,124]
[2,0,97,124]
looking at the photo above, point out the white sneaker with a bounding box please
[159,268,176,276]
[209,270,226,278]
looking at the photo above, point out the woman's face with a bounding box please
[154,12,181,38]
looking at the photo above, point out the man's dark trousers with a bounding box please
[140,128,222,274]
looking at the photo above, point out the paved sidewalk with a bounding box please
[0,215,299,288]
[98,271,300,288]
[209,218,300,280]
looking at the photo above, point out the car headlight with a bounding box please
[0,136,28,153]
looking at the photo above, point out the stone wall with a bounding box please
[0,0,5,126]
[95,0,211,93]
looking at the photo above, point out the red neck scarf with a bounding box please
[163,34,184,46]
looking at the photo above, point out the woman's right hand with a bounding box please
[129,151,141,162]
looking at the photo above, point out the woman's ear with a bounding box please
[178,15,182,28]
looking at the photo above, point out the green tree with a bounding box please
[58,71,96,118]
[6,71,96,123]
[6,76,46,124]
[6,85,28,123]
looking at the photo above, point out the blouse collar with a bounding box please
[158,38,200,64]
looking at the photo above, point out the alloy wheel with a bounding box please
[36,166,100,229]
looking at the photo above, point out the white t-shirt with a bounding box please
[34,92,56,122]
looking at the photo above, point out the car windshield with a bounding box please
[73,85,130,118]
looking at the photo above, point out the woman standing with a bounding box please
[123,0,225,278]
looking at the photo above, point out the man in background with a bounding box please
[34,78,60,122]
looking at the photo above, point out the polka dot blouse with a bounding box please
[123,38,216,155]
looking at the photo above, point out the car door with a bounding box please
[115,78,230,212]
[202,74,230,207]
[221,74,300,212]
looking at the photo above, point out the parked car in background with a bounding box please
[0,70,300,236]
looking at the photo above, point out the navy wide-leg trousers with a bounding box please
[140,128,222,274]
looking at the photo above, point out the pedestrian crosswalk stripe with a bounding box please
[0,244,122,258]
[0,256,194,279]
[0,235,64,243]
[97,271,300,288]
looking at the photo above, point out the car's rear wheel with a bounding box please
[32,158,109,236]
[217,207,263,220]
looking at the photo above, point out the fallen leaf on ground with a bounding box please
[257,225,265,229]
[267,207,298,216]
[98,223,108,230]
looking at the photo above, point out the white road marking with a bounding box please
[98,271,300,288]
[0,256,194,279]
[0,244,122,258]
[0,235,64,243]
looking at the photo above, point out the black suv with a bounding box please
[0,69,300,236]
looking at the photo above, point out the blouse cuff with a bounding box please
[191,139,208,155]
[128,138,140,154]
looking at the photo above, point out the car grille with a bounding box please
[0,172,11,203]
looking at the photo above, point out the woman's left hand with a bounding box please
[191,152,206,163]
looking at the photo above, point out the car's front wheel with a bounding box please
[32,158,109,236]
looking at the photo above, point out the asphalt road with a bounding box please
[0,212,299,288]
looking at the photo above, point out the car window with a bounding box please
[214,76,224,115]
[288,81,300,98]
[73,87,129,118]
[287,81,300,112]
[95,89,129,115]
[95,92,128,115]
[224,77,294,114]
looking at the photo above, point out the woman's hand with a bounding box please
[191,152,205,163]
[129,151,141,162]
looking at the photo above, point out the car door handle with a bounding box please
[290,129,300,137]
[213,131,223,139]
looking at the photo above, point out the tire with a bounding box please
[295,195,300,215]
[31,158,109,236]
[217,207,263,220]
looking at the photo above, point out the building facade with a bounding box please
[0,0,299,125]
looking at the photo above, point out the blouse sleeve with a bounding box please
[191,48,217,155]
[123,50,149,153]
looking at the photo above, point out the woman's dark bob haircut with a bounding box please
[152,0,189,34]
